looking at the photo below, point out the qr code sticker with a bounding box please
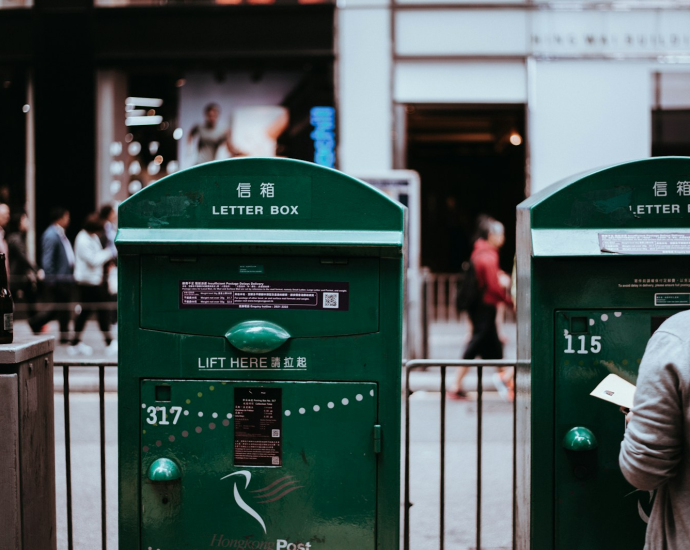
[272,456,280,465]
[272,429,280,438]
[323,292,339,309]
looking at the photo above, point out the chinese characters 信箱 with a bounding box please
[653,180,690,197]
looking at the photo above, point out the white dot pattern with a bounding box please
[328,402,335,409]
[284,410,291,416]
[198,411,204,417]
[356,394,363,401]
[313,405,320,412]
[342,398,349,405]
[299,408,306,414]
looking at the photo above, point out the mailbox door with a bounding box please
[553,310,682,548]
[140,380,378,550]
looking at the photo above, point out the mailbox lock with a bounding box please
[147,458,182,482]
[562,427,598,452]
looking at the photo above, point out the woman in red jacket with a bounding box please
[449,216,513,400]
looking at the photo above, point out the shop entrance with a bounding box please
[403,105,526,273]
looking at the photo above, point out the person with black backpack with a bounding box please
[448,216,513,400]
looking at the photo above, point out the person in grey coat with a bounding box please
[619,309,690,550]
[28,207,75,343]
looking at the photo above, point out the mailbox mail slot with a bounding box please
[116,158,404,550]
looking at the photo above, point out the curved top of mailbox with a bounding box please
[518,157,690,256]
[116,158,404,252]
[519,157,690,229]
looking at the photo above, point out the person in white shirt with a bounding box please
[69,213,116,356]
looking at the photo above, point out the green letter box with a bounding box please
[516,158,690,550]
[115,158,404,550]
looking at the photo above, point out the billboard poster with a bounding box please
[98,66,335,205]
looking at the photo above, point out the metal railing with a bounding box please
[55,360,117,550]
[403,359,522,550]
[55,357,521,550]
[422,271,463,324]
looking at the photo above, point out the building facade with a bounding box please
[2,1,690,270]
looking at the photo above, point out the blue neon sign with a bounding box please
[310,106,336,168]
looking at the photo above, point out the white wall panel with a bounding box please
[338,9,392,173]
[530,61,652,194]
[395,61,526,103]
[395,10,529,56]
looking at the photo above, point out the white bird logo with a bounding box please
[221,470,267,534]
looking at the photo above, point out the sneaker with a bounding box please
[493,372,510,401]
[446,390,468,401]
[67,345,79,356]
[106,340,118,356]
[75,342,93,356]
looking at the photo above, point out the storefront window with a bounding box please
[97,65,335,204]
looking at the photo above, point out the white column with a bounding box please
[337,3,392,173]
[530,61,652,193]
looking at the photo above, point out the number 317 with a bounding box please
[564,334,602,354]
[146,406,183,425]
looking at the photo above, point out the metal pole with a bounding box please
[99,366,107,550]
[440,366,446,550]
[404,365,412,550]
[63,366,74,550]
[421,277,429,359]
[476,366,483,550]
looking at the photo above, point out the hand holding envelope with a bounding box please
[590,374,636,423]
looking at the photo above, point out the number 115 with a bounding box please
[564,334,602,354]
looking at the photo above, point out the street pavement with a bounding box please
[39,318,516,550]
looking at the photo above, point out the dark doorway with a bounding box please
[652,109,690,157]
[405,104,526,273]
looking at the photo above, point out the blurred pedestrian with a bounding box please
[0,203,10,275]
[7,212,43,319]
[448,216,513,400]
[29,207,75,343]
[99,204,118,325]
[98,203,117,256]
[70,213,116,356]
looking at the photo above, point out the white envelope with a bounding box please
[590,373,636,409]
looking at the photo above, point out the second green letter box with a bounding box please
[516,157,690,550]
[116,158,404,550]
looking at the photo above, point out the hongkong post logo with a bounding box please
[221,471,304,534]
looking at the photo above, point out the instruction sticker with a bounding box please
[179,280,349,311]
[599,233,690,255]
[234,387,282,467]
[655,293,690,306]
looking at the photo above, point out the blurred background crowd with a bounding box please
[2,202,119,355]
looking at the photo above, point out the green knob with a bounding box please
[562,427,598,452]
[225,320,291,354]
[147,458,181,482]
